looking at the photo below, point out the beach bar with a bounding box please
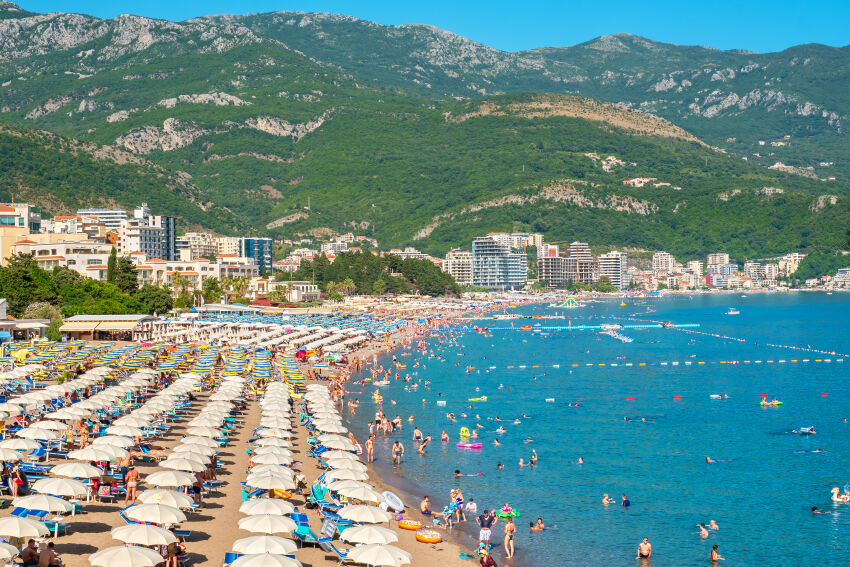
[59,314,156,341]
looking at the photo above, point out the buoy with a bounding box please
[673,395,682,399]
[625,397,635,400]
[821,392,830,396]
[545,398,555,402]
[576,398,586,401]
[758,394,768,397]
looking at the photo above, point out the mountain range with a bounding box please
[0,1,848,259]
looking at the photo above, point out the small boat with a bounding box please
[726,308,740,315]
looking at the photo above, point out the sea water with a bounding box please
[344,293,850,566]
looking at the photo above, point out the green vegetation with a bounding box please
[284,251,459,296]
[0,254,173,318]
[792,251,850,282]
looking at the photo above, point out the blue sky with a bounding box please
[18,0,850,53]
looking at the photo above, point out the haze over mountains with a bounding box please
[0,2,848,257]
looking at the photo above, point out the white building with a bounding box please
[216,237,240,257]
[652,251,676,274]
[176,232,216,261]
[321,242,349,254]
[744,262,765,280]
[390,247,428,260]
[686,261,703,277]
[707,252,730,266]
[763,264,780,281]
[568,242,593,260]
[598,251,630,290]
[443,249,473,286]
[778,253,806,275]
[76,207,127,231]
[472,236,527,290]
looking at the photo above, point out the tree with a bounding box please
[0,254,59,316]
[595,276,617,293]
[201,277,223,303]
[114,256,138,294]
[372,278,386,295]
[171,272,193,308]
[22,301,63,342]
[135,284,174,314]
[230,276,249,299]
[106,246,117,283]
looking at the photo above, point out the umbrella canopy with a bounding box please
[252,447,293,458]
[0,516,49,538]
[253,438,293,448]
[337,505,392,524]
[346,544,412,567]
[231,554,302,567]
[180,435,220,448]
[237,514,297,534]
[313,422,348,434]
[339,524,399,545]
[0,542,19,560]
[89,545,164,567]
[232,535,298,555]
[16,427,58,441]
[0,447,21,462]
[104,425,144,437]
[31,477,88,497]
[125,503,187,525]
[50,462,102,478]
[0,438,41,452]
[91,435,135,448]
[251,453,293,466]
[137,489,194,508]
[67,446,115,461]
[111,523,178,546]
[245,472,296,491]
[239,498,296,516]
[161,457,206,473]
[172,443,216,457]
[321,450,359,461]
[325,468,369,482]
[185,426,222,438]
[334,484,384,503]
[146,470,194,487]
[325,458,367,472]
[12,494,73,513]
[319,438,355,451]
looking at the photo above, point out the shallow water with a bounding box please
[345,293,850,566]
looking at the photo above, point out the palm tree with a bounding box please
[231,276,249,300]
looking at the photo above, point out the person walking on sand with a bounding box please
[392,440,404,466]
[503,516,516,558]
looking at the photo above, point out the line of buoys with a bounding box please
[468,357,845,370]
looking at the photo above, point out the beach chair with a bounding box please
[10,507,28,518]
[319,540,352,565]
[222,552,242,567]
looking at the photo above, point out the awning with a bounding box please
[94,321,140,331]
[59,322,98,332]
[0,332,10,339]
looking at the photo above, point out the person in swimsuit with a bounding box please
[392,440,404,466]
[441,430,449,442]
[420,496,432,515]
[477,509,497,546]
[698,523,709,538]
[413,427,423,441]
[710,544,724,562]
[503,516,516,558]
[365,436,374,463]
[124,467,139,505]
[602,493,615,505]
[637,537,652,560]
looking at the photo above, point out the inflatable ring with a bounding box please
[272,489,292,499]
[415,529,442,543]
[398,519,423,531]
[459,427,470,437]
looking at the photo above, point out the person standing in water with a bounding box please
[503,516,516,558]
[710,544,724,562]
[392,440,404,466]
[636,537,652,560]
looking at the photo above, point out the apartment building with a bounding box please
[443,249,473,286]
[471,237,527,290]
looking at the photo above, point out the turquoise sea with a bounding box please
[345,293,850,566]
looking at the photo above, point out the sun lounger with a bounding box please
[319,540,352,565]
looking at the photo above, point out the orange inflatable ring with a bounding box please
[271,489,293,499]
[415,529,442,543]
[397,519,423,531]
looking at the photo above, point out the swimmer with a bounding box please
[497,463,504,471]
[709,520,719,530]
[518,458,525,467]
[812,506,830,514]
[496,426,506,434]
[602,493,615,505]
[706,456,715,463]
[493,439,500,447]
[698,523,709,538]
[578,457,583,464]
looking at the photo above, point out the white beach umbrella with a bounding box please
[321,450,359,461]
[335,484,384,503]
[251,453,293,466]
[137,489,194,509]
[179,436,219,448]
[255,428,292,438]
[237,514,297,535]
[160,457,206,473]
[67,446,116,461]
[105,425,144,437]
[245,472,296,491]
[168,450,209,465]
[188,416,224,427]
[327,479,373,492]
[12,494,73,513]
[0,448,21,462]
[337,505,392,524]
[0,517,49,538]
[172,443,216,456]
[339,524,399,545]
[248,464,294,476]
[325,458,367,472]
[16,427,58,441]
[314,422,348,434]
[146,470,194,487]
[0,542,19,560]
[89,545,164,567]
[319,438,355,451]
[0,403,21,416]
[31,477,88,497]
[0,438,41,452]
[125,503,187,525]
[185,426,222,438]
[112,416,152,428]
[232,535,298,555]
[30,420,67,431]
[252,447,293,457]
[346,544,411,566]
[50,462,102,478]
[92,435,135,448]
[231,554,302,567]
[239,498,296,516]
[253,438,293,448]
[325,468,368,482]
[111,523,178,546]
